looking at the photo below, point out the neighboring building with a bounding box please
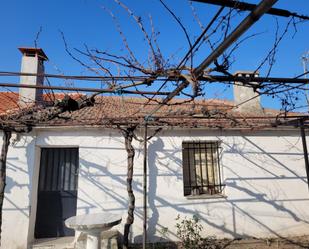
[1,49,309,249]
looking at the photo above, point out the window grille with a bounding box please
[182,141,223,196]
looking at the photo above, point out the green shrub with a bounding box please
[175,215,218,249]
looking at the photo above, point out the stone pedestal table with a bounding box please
[65,213,122,249]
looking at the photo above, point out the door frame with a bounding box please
[28,145,79,243]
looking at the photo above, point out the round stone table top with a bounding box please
[65,213,122,231]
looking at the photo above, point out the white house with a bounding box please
[1,48,309,249]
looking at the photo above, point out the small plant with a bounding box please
[175,214,203,249]
[175,214,218,249]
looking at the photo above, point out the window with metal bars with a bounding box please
[182,141,223,196]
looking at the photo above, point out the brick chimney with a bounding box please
[233,71,263,114]
[18,47,48,107]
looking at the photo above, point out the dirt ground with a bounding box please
[217,236,309,249]
[131,236,309,248]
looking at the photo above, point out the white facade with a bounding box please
[1,127,309,249]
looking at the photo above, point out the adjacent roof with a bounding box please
[0,92,80,114]
[0,92,19,113]
[0,92,305,130]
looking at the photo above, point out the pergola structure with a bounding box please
[0,0,309,248]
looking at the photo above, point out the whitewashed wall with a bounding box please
[1,128,309,248]
[0,132,36,249]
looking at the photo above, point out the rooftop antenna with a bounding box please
[302,51,309,111]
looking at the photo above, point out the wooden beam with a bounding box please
[191,0,309,20]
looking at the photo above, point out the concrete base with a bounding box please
[75,230,120,249]
[86,231,101,249]
[31,231,119,249]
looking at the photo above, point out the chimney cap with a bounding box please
[18,47,48,61]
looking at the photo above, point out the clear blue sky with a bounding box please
[0,0,308,110]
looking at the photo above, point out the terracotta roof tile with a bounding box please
[0,92,82,114]
[0,92,19,113]
[40,96,300,129]
[0,92,303,129]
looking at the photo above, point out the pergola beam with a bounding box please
[2,71,309,84]
[0,82,171,96]
[191,0,309,20]
[199,75,309,84]
[193,0,278,76]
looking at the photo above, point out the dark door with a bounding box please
[35,148,79,238]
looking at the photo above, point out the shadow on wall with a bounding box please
[144,135,309,241]
[1,136,37,249]
[77,137,181,243]
[4,136,36,216]
[146,138,163,241]
[80,132,309,244]
[221,135,309,237]
[7,132,309,246]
